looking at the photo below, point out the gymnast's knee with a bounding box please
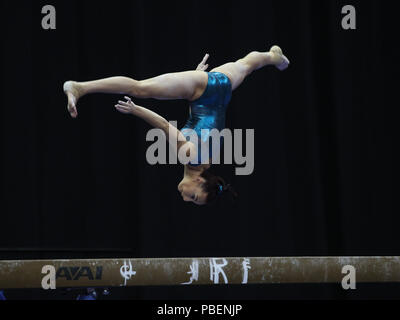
[230,60,251,79]
[130,79,152,98]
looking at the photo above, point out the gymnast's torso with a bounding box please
[181,72,232,166]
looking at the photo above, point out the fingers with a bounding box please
[118,101,128,107]
[115,104,131,114]
[202,54,210,64]
[118,100,132,107]
[115,96,136,114]
[117,96,135,106]
[115,104,130,110]
[196,54,210,71]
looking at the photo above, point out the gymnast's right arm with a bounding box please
[115,96,197,162]
[196,53,210,71]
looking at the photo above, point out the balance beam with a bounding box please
[0,257,399,289]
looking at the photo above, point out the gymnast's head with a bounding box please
[178,168,237,205]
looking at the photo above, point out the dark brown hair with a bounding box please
[200,169,238,204]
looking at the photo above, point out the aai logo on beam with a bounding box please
[41,265,103,290]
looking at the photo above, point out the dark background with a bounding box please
[0,0,397,299]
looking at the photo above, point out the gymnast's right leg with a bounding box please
[64,71,208,118]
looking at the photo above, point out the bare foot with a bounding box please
[269,45,290,71]
[63,81,81,118]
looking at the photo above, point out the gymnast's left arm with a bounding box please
[115,97,197,162]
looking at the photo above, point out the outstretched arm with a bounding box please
[115,97,197,162]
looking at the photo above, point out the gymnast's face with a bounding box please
[178,178,207,205]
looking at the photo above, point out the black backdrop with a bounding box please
[0,0,397,299]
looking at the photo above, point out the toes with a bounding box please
[276,56,290,71]
[282,55,290,65]
[68,103,78,118]
[64,82,79,118]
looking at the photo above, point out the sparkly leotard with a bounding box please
[181,72,232,166]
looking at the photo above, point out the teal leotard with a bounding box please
[182,72,232,166]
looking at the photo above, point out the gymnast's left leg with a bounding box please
[211,45,290,91]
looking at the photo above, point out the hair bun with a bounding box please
[200,169,238,204]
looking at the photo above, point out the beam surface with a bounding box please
[0,257,399,289]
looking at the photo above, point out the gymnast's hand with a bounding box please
[115,96,137,114]
[196,54,210,71]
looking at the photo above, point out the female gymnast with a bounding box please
[63,46,289,205]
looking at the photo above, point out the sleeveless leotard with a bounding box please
[181,72,232,166]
